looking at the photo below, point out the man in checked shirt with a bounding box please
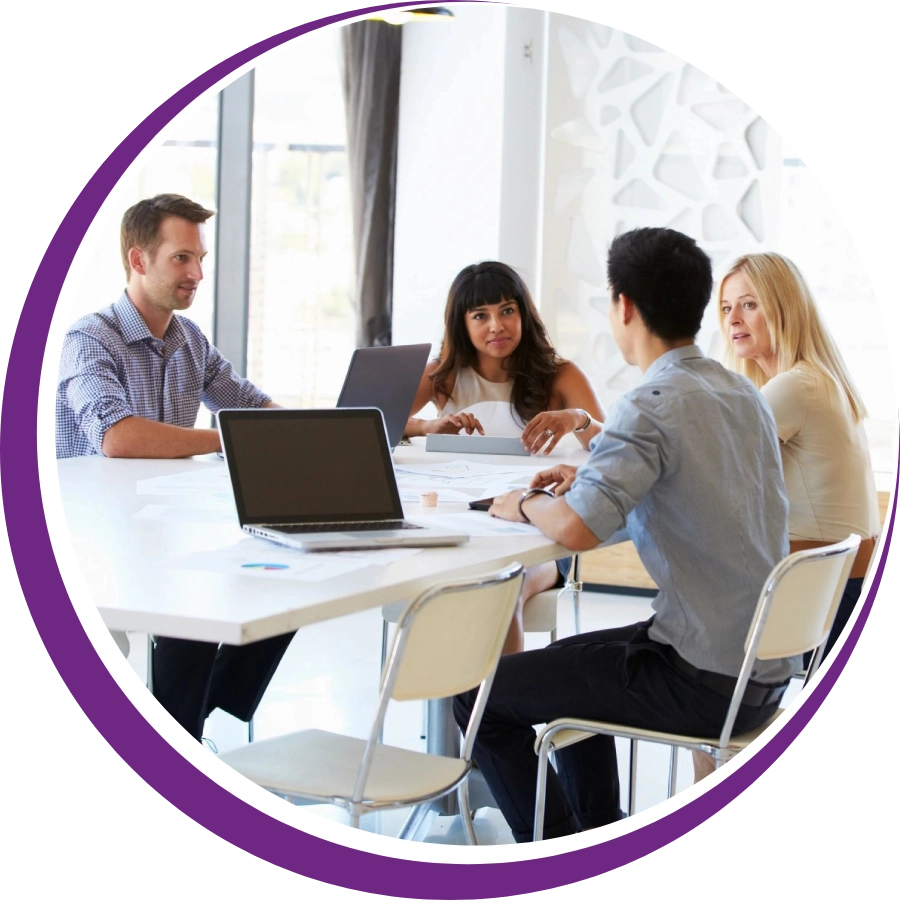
[56,193,292,741]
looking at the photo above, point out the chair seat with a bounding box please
[536,709,783,757]
[221,729,468,806]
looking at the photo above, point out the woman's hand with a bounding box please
[521,410,585,455]
[412,412,484,436]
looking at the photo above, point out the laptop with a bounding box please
[336,343,431,450]
[217,407,469,551]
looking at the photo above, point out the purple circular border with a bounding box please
[3,4,896,896]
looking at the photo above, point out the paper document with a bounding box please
[175,540,423,582]
[133,503,236,524]
[418,511,541,538]
[137,468,232,498]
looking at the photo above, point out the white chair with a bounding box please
[532,535,861,840]
[220,563,525,843]
[522,553,584,641]
[379,554,581,742]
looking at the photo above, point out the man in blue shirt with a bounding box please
[56,194,292,740]
[455,227,792,842]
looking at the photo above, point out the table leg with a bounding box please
[426,697,460,815]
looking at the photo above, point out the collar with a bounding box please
[641,344,703,384]
[114,291,186,350]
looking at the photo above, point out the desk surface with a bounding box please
[59,438,588,645]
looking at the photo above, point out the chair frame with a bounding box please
[380,552,582,744]
[532,534,861,840]
[224,563,524,843]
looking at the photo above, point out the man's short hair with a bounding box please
[607,227,712,341]
[120,194,215,279]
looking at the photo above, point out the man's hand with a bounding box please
[530,464,578,495]
[101,416,221,458]
[488,489,528,522]
[490,466,599,551]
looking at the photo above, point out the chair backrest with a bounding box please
[350,564,523,804]
[718,534,860,747]
[750,534,861,661]
[384,563,524,702]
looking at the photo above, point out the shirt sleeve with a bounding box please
[761,370,808,443]
[564,393,666,543]
[58,330,135,454]
[201,341,272,412]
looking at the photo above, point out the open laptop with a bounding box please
[217,407,469,551]
[336,343,431,450]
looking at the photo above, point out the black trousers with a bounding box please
[453,620,781,842]
[152,633,296,741]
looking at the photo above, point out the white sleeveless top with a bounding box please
[439,367,526,437]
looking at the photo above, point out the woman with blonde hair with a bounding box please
[694,253,881,781]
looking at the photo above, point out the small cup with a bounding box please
[419,491,438,508]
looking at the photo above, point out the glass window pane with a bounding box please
[248,32,356,408]
[65,95,219,429]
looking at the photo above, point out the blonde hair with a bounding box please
[717,252,867,421]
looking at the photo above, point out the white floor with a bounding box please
[129,588,801,844]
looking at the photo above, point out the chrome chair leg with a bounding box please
[667,746,678,798]
[458,782,478,845]
[146,634,155,693]
[628,740,638,816]
[533,738,552,841]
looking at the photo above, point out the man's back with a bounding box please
[565,346,791,680]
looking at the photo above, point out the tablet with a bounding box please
[425,433,531,456]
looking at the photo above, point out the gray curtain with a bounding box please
[341,21,402,347]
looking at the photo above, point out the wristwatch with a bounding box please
[573,409,592,433]
[518,487,555,523]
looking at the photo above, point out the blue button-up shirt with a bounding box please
[56,292,271,458]
[565,345,793,682]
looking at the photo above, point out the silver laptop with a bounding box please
[336,343,431,450]
[217,408,469,551]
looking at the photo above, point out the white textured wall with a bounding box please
[540,14,781,403]
[391,7,893,477]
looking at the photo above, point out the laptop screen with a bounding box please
[219,409,403,525]
[336,343,431,450]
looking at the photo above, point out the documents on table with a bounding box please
[133,503,235,524]
[398,487,476,503]
[136,468,232,498]
[414,511,540,537]
[176,541,424,582]
[394,459,545,494]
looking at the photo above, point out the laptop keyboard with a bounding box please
[272,521,424,534]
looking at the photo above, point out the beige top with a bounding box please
[439,367,525,437]
[761,363,879,541]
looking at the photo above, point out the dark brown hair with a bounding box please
[431,261,561,423]
[120,193,214,279]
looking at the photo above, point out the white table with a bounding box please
[58,437,588,645]
[58,436,589,828]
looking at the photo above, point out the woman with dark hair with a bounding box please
[405,261,605,654]
[405,261,605,455]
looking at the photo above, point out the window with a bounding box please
[247,31,356,408]
[70,93,219,336]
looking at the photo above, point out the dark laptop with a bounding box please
[336,343,431,449]
[217,408,468,551]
